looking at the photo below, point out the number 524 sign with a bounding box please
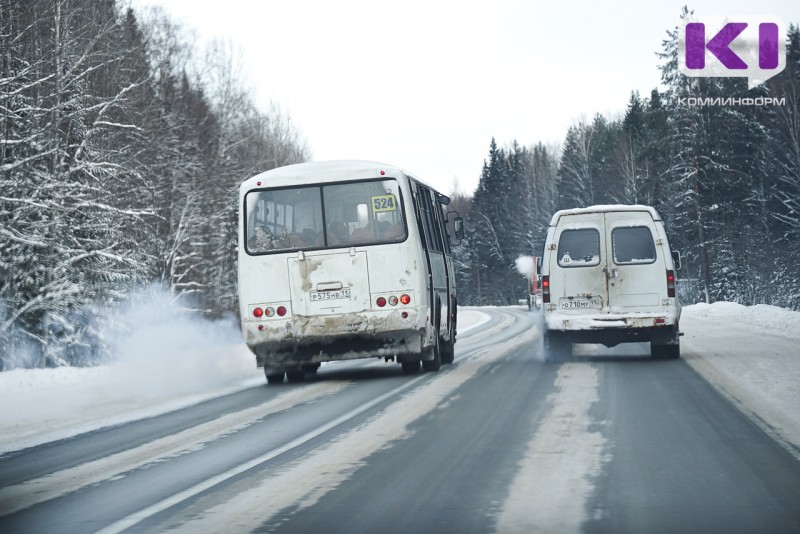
[371,195,398,212]
[680,16,786,89]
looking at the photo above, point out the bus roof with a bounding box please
[240,160,416,192]
[548,204,663,226]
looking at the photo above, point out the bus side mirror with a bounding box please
[536,256,542,275]
[671,250,682,271]
[453,216,465,240]
[446,211,465,245]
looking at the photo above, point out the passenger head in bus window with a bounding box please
[377,220,390,239]
[384,223,404,240]
[350,226,375,243]
[327,221,348,244]
[301,228,318,245]
[248,225,273,252]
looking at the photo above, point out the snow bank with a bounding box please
[682,302,800,457]
[0,350,263,454]
[0,288,264,454]
[685,301,800,337]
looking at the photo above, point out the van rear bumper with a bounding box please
[544,312,680,347]
[544,311,678,330]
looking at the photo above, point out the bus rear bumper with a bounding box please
[243,309,429,366]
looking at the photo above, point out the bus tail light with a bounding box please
[400,294,411,305]
[265,307,275,317]
[666,270,676,298]
[253,307,263,318]
[277,306,287,317]
[388,296,398,306]
[376,297,387,307]
[542,275,550,303]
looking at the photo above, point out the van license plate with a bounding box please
[561,299,601,309]
[310,288,351,302]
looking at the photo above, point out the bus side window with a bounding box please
[418,187,442,253]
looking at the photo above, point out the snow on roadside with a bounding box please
[0,346,263,454]
[682,302,800,457]
[0,308,490,455]
[457,307,491,335]
[0,287,265,454]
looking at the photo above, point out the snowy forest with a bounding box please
[456,12,800,311]
[0,1,309,369]
[1,3,799,369]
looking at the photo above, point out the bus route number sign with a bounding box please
[371,195,397,213]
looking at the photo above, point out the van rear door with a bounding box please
[551,212,608,312]
[551,210,665,314]
[603,212,663,312]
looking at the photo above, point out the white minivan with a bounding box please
[539,205,682,359]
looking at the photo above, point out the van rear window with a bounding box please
[612,226,656,264]
[557,229,600,267]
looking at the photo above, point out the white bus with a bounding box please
[238,160,464,384]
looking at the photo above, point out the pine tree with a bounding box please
[558,122,595,208]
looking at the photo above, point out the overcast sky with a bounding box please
[131,0,798,195]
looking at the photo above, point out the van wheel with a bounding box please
[544,331,571,362]
[402,361,421,374]
[651,326,681,360]
[652,342,680,360]
[265,371,285,385]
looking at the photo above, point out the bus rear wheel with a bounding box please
[402,361,421,374]
[265,370,285,385]
[422,333,441,372]
[286,370,305,383]
[440,337,454,364]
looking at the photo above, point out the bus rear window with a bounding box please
[557,229,600,267]
[245,179,406,254]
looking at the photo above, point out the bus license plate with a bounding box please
[310,288,351,301]
[561,299,601,309]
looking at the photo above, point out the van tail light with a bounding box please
[542,275,550,303]
[666,270,676,298]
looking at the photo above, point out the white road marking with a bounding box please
[96,372,432,534]
[125,311,536,533]
[0,381,349,517]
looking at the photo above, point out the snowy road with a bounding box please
[1,306,800,533]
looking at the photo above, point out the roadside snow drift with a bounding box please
[0,289,261,453]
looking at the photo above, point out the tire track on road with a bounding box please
[118,309,537,533]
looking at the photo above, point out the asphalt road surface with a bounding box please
[1,307,799,533]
